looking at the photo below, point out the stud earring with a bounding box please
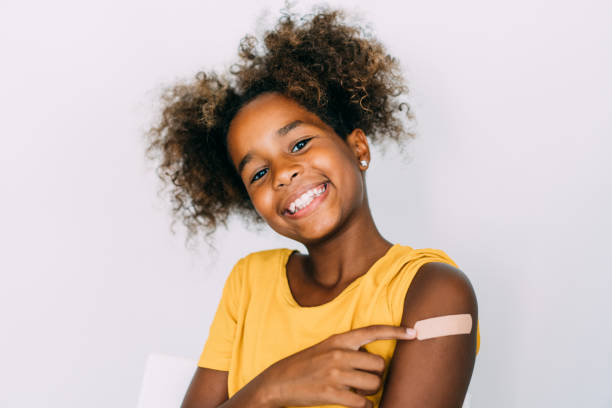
[359,160,368,167]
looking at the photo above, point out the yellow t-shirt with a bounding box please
[198,243,480,407]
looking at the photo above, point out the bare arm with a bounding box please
[181,367,227,408]
[181,366,276,408]
[380,262,479,407]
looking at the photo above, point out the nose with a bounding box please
[273,158,302,188]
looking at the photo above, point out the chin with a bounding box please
[280,213,342,244]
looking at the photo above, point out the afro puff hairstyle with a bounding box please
[145,5,415,247]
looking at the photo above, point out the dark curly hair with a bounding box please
[144,4,415,248]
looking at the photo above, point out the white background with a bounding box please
[1,0,611,406]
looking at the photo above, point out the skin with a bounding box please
[182,91,478,407]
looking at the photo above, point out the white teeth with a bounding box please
[287,184,326,214]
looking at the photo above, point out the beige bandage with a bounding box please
[413,314,472,340]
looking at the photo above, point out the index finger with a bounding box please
[342,325,416,350]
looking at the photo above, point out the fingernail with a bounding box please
[405,328,416,338]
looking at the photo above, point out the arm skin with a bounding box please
[181,367,228,408]
[379,262,479,408]
[181,366,275,408]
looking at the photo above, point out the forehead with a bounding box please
[226,92,326,162]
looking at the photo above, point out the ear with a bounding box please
[346,128,370,169]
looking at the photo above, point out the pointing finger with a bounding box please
[345,325,416,350]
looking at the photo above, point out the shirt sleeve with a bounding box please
[197,256,246,371]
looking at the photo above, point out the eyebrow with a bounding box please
[237,120,305,175]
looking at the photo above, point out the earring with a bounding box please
[360,160,368,167]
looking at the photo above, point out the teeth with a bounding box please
[287,184,326,214]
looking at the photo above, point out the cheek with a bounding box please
[313,146,361,189]
[309,143,355,177]
[250,189,277,218]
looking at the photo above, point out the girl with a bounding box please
[146,5,480,408]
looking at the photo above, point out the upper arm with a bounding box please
[181,366,228,408]
[380,262,478,408]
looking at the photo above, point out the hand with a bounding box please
[260,325,417,408]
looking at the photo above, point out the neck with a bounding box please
[299,198,394,289]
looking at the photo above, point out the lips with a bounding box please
[281,181,328,215]
[282,182,329,219]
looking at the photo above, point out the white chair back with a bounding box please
[137,353,196,408]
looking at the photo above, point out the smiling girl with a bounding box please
[146,5,480,408]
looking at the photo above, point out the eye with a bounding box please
[250,168,268,183]
[249,138,312,184]
[291,137,312,153]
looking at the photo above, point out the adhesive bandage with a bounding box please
[413,314,472,340]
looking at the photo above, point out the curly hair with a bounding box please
[144,5,415,248]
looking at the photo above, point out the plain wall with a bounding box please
[1,0,611,406]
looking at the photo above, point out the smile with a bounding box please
[283,182,329,219]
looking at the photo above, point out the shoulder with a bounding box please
[402,261,478,326]
[412,261,475,299]
[222,248,293,296]
[231,247,295,279]
[240,247,294,265]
